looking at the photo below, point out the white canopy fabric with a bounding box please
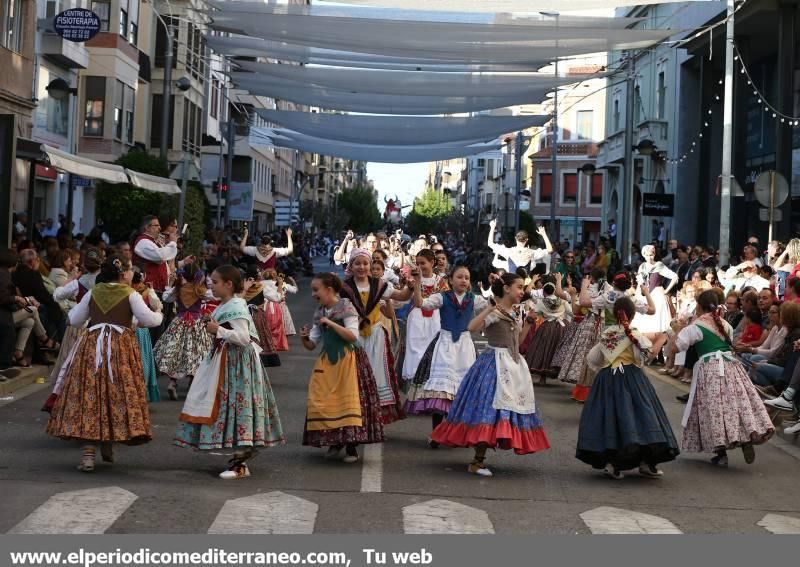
[254,110,549,146]
[318,0,710,13]
[206,36,552,72]
[252,128,501,163]
[234,77,562,114]
[125,170,181,194]
[233,61,594,98]
[42,145,128,184]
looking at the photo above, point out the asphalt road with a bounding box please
[3,257,800,534]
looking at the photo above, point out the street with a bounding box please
[2,259,800,535]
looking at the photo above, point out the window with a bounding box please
[150,93,174,148]
[47,85,69,135]
[590,174,603,204]
[575,110,593,140]
[84,76,105,136]
[210,78,219,119]
[154,16,177,68]
[477,158,485,168]
[45,0,56,18]
[124,84,134,144]
[633,85,641,124]
[91,0,109,31]
[113,80,124,139]
[613,99,620,132]
[1,0,25,53]
[539,173,552,204]
[563,173,577,203]
[656,71,666,119]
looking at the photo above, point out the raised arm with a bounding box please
[468,305,495,333]
[640,283,656,315]
[239,229,249,252]
[536,226,554,254]
[285,228,294,256]
[334,230,354,264]
[578,275,594,308]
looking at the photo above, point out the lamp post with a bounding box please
[577,163,596,249]
[152,0,175,162]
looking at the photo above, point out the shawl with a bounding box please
[314,298,359,364]
[243,282,264,302]
[91,283,134,314]
[341,276,387,332]
[597,325,651,366]
[213,297,258,340]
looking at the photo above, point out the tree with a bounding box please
[95,149,210,255]
[336,185,381,233]
[404,188,452,236]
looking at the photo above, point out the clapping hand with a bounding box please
[205,318,219,335]
[300,324,311,339]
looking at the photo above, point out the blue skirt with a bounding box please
[136,327,160,402]
[431,350,550,455]
[576,364,679,470]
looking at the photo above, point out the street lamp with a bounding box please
[576,163,596,249]
[45,78,77,100]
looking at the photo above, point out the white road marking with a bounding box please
[757,513,800,534]
[360,443,382,493]
[580,506,682,534]
[403,499,494,534]
[8,487,137,534]
[208,491,318,534]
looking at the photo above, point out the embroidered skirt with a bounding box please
[153,314,214,378]
[251,306,281,367]
[524,320,566,375]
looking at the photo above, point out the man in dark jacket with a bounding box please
[12,249,65,340]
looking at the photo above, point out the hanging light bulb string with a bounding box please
[734,42,800,125]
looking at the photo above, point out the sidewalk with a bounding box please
[0,364,50,399]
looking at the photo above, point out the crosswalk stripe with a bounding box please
[208,491,318,534]
[757,514,800,534]
[403,499,494,534]
[580,506,683,534]
[360,443,382,493]
[8,487,137,534]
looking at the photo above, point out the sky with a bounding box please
[368,162,429,211]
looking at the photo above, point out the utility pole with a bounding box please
[223,116,235,226]
[177,153,188,229]
[549,59,559,240]
[718,0,735,266]
[159,17,173,162]
[513,131,524,235]
[621,52,636,264]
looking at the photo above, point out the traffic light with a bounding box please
[212,179,229,193]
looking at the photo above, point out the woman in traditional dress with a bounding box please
[635,244,678,361]
[175,265,284,479]
[401,249,449,383]
[262,269,289,351]
[278,274,298,337]
[153,266,214,400]
[523,274,573,384]
[431,273,551,477]
[242,265,281,367]
[240,227,293,272]
[300,272,385,464]
[42,248,102,412]
[674,289,774,467]
[46,256,163,472]
[406,265,489,444]
[131,268,163,402]
[341,248,413,424]
[577,296,679,479]
[371,260,402,361]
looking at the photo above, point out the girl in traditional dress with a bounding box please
[523,274,573,384]
[262,269,289,352]
[154,266,214,400]
[300,272,385,463]
[577,296,679,479]
[635,244,678,362]
[131,269,163,402]
[42,248,102,413]
[242,265,281,367]
[371,260,402,361]
[401,249,449,382]
[240,227,293,272]
[674,289,774,467]
[46,256,163,472]
[278,273,298,336]
[175,265,284,479]
[406,265,489,445]
[431,273,551,477]
[341,249,413,424]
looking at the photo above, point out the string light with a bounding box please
[735,42,800,123]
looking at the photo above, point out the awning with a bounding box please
[125,169,181,194]
[318,0,711,13]
[42,145,128,184]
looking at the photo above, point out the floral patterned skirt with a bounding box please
[251,306,281,367]
[557,314,601,385]
[174,343,285,450]
[47,328,152,444]
[267,303,289,352]
[153,314,214,378]
[50,325,86,394]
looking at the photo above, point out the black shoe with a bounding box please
[0,368,20,379]
[676,393,689,403]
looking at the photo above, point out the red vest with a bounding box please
[133,233,169,292]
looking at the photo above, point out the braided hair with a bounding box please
[697,289,732,346]
[613,296,643,353]
[612,271,632,292]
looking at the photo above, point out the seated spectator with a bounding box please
[739,308,764,345]
[736,304,785,368]
[724,291,743,329]
[13,249,65,341]
[48,249,77,289]
[732,291,759,342]
[751,302,800,389]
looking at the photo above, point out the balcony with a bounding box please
[40,31,90,69]
[635,120,669,147]
[596,130,626,168]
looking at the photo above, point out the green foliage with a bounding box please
[95,149,210,255]
[404,188,452,236]
[336,185,381,233]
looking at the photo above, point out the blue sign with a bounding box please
[54,9,100,43]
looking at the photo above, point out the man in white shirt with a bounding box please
[133,215,178,294]
[41,218,58,238]
[487,218,553,274]
[720,261,771,293]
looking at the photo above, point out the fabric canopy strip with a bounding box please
[252,128,501,164]
[124,170,181,194]
[233,61,594,98]
[42,145,128,184]
[206,36,552,72]
[319,0,711,13]
[254,110,550,146]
